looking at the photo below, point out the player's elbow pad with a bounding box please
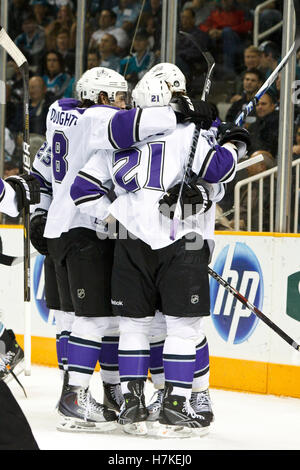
[198,144,236,183]
[70,171,109,207]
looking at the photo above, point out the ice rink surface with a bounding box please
[5,365,300,452]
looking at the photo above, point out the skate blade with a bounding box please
[149,422,210,438]
[121,421,148,436]
[57,415,117,433]
[4,360,25,383]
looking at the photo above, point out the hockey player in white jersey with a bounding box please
[0,174,39,387]
[0,174,40,450]
[70,73,251,437]
[133,63,215,428]
[29,66,215,433]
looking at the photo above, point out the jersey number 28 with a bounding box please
[52,131,69,183]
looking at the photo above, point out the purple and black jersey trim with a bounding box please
[31,167,52,196]
[70,171,109,206]
[199,145,236,183]
[0,179,5,203]
[108,108,142,149]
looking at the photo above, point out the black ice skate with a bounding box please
[146,388,164,435]
[190,389,214,424]
[0,329,24,383]
[147,388,164,421]
[57,384,117,433]
[103,382,124,412]
[156,383,211,438]
[118,379,148,435]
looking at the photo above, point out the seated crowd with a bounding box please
[4,0,299,231]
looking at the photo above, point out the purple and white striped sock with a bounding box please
[118,333,150,394]
[99,335,120,385]
[163,336,196,400]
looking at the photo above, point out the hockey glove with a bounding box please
[217,123,251,160]
[6,174,40,212]
[30,209,49,256]
[169,95,216,130]
[159,182,212,219]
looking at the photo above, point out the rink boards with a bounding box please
[0,226,299,398]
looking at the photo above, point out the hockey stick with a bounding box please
[0,250,39,267]
[0,27,31,375]
[122,0,146,77]
[235,41,295,126]
[179,31,215,102]
[170,32,215,240]
[0,252,18,266]
[208,267,300,352]
[236,153,264,171]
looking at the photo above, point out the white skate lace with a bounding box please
[190,390,211,412]
[182,399,198,419]
[110,383,124,406]
[148,389,164,412]
[79,389,105,421]
[0,357,6,373]
[0,351,15,371]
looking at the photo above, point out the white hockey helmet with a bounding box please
[131,76,172,108]
[143,63,186,94]
[76,67,128,104]
[75,73,86,100]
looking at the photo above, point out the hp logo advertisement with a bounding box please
[210,242,264,344]
[33,254,54,325]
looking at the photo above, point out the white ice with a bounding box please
[6,365,300,451]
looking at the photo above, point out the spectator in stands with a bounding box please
[230,45,262,102]
[14,11,46,73]
[182,0,216,26]
[98,33,121,72]
[292,124,300,161]
[226,68,263,124]
[259,40,280,78]
[45,3,76,50]
[297,47,300,66]
[238,150,276,231]
[6,60,27,110]
[3,161,19,178]
[112,0,141,34]
[30,0,55,28]
[4,83,18,137]
[89,0,119,16]
[247,90,279,160]
[119,29,155,88]
[199,0,253,76]
[176,8,212,83]
[10,76,54,138]
[144,0,162,58]
[42,50,74,99]
[55,28,75,75]
[216,150,276,232]
[86,49,100,69]
[258,1,282,45]
[8,0,30,40]
[88,9,129,55]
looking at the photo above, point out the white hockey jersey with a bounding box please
[70,123,237,250]
[31,98,177,238]
[0,178,20,217]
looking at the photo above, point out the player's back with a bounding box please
[44,98,118,238]
[80,123,223,248]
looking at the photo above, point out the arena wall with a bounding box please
[1,227,299,398]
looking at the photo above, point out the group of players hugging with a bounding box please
[0,62,250,441]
